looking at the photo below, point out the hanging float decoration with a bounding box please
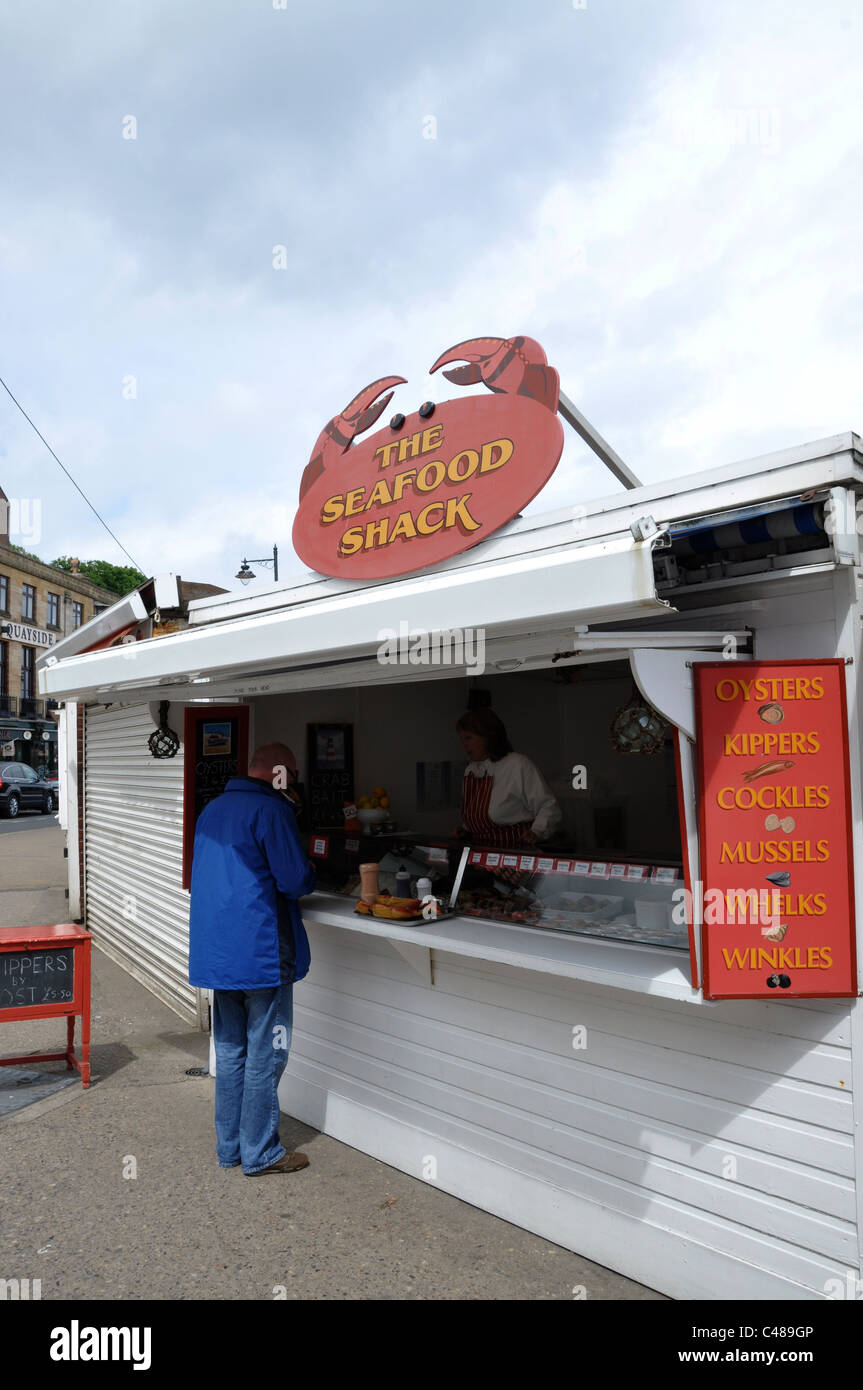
[292,335,564,580]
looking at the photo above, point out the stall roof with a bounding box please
[183,430,863,628]
[36,432,863,705]
[37,533,666,702]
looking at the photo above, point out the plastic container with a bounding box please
[359,862,379,905]
[635,898,673,933]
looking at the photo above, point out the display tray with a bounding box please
[353,903,454,926]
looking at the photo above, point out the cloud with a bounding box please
[1,0,861,589]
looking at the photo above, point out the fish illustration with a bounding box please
[742,759,794,783]
[765,871,791,888]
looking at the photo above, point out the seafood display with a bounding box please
[456,881,685,948]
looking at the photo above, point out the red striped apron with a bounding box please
[461,770,532,848]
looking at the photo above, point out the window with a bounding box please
[46,592,59,627]
[20,646,34,699]
[0,639,6,696]
[72,602,83,629]
[21,584,35,621]
[0,573,8,612]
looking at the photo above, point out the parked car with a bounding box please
[0,762,58,817]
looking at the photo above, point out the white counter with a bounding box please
[301,892,703,1003]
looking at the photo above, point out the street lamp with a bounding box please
[235,545,279,585]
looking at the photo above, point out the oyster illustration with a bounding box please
[757,702,785,724]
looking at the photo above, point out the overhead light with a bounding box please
[235,562,255,585]
[494,658,523,671]
[610,686,670,755]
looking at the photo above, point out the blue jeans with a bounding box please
[212,983,294,1174]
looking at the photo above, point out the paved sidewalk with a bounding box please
[0,826,664,1301]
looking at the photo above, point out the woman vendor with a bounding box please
[455,708,562,846]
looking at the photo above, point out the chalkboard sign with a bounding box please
[306,723,354,828]
[0,947,74,1010]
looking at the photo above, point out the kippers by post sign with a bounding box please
[695,660,856,999]
[0,622,56,647]
[292,335,564,580]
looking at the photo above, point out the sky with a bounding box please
[1,0,861,591]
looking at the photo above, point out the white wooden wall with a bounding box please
[280,922,857,1299]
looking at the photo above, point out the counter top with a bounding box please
[300,893,706,1004]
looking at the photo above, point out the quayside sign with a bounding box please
[0,621,55,647]
[292,335,564,580]
[695,660,856,999]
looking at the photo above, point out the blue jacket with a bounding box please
[188,776,316,990]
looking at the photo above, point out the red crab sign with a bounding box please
[292,335,564,580]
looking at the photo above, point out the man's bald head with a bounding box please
[248,742,297,787]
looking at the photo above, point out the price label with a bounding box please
[651,866,678,884]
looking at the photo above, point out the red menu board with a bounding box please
[695,660,857,1000]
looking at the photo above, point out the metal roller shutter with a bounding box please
[84,703,205,1027]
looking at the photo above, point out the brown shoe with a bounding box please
[246,1151,309,1176]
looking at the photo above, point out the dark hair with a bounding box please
[456,709,513,762]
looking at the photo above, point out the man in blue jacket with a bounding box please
[188,741,316,1175]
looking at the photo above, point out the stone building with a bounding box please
[0,487,119,773]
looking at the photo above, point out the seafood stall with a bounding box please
[37,334,863,1300]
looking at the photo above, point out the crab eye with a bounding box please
[418,401,435,418]
[389,413,406,430]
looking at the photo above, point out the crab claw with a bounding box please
[430,335,559,413]
[300,375,406,499]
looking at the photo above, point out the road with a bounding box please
[0,810,59,836]
[0,818,68,925]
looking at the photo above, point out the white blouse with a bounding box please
[462,752,562,840]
